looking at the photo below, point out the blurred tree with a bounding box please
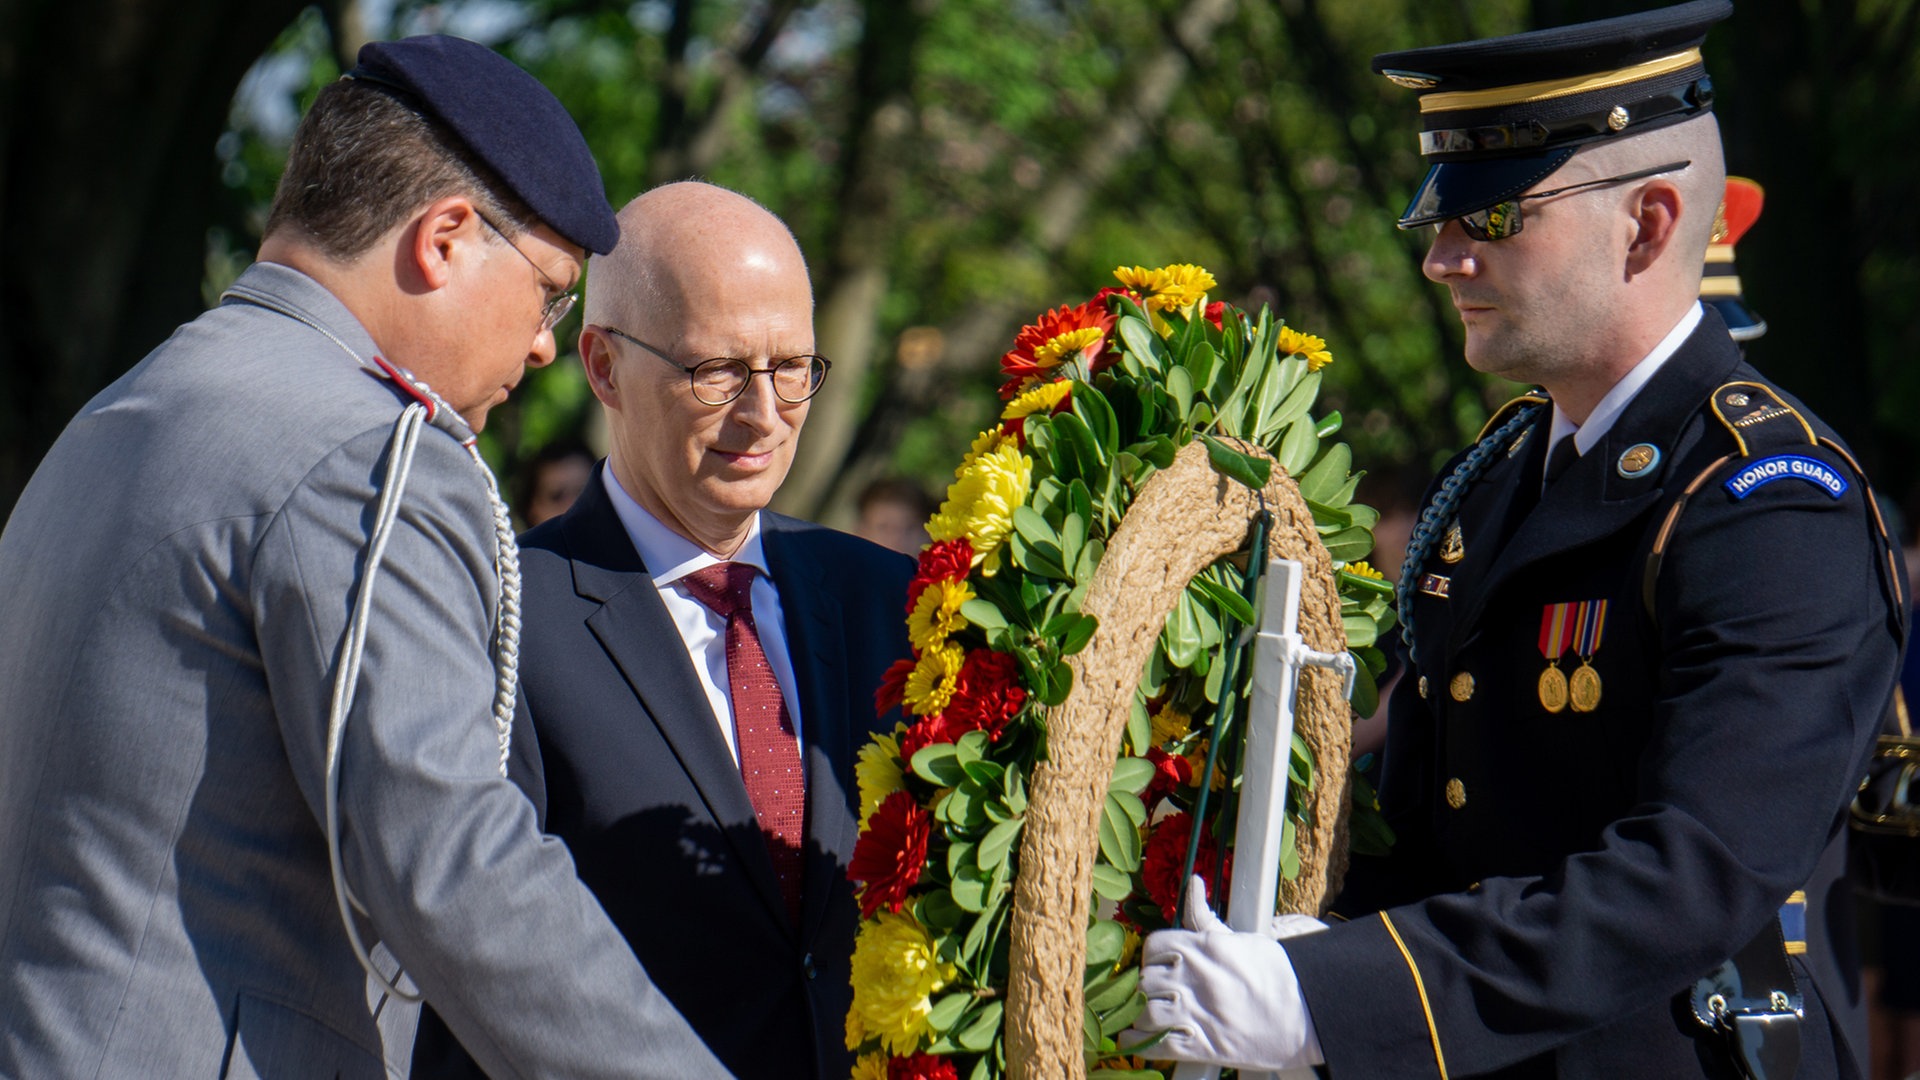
[3,0,1914,526]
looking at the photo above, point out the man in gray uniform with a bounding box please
[0,36,726,1079]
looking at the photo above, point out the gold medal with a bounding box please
[1538,665,1569,713]
[1440,522,1465,564]
[1569,661,1603,712]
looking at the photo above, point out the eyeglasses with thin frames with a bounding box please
[1445,160,1692,242]
[600,326,831,407]
[475,211,578,333]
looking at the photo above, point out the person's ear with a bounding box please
[579,325,621,408]
[1624,179,1683,277]
[405,195,484,291]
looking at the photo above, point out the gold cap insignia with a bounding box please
[1607,105,1630,131]
[1617,443,1660,478]
[1726,392,1750,407]
[1445,778,1467,809]
[1449,671,1475,702]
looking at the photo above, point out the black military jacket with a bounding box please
[1285,308,1905,1079]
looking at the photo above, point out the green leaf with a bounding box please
[1259,369,1322,442]
[1322,526,1375,563]
[1109,755,1157,796]
[951,861,991,911]
[1188,574,1256,627]
[1199,433,1272,490]
[961,758,1006,788]
[917,888,966,930]
[958,599,1009,636]
[1137,435,1178,469]
[1111,788,1148,827]
[1161,590,1202,668]
[1009,529,1069,580]
[1116,315,1164,375]
[1350,656,1380,715]
[978,817,1023,870]
[1085,919,1128,970]
[1098,791,1143,871]
[1165,364,1194,424]
[1090,863,1132,902]
[1053,411,1109,485]
[1126,694,1152,756]
[957,1000,1004,1052]
[913,743,967,787]
[1343,611,1379,649]
[1013,504,1058,547]
[1044,660,1074,706]
[1059,511,1086,570]
[1073,381,1120,456]
[1338,570,1397,597]
[1297,443,1352,505]
[1060,612,1099,656]
[1086,964,1141,1014]
[1316,410,1344,437]
[928,992,972,1032]
[1279,414,1320,476]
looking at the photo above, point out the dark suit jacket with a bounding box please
[1290,309,1905,1079]
[415,469,914,1079]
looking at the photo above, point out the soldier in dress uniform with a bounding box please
[1129,3,1906,1078]
[0,36,723,1078]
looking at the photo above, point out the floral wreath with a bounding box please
[846,264,1394,1080]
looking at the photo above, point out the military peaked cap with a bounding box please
[348,35,618,255]
[1703,176,1766,340]
[1373,0,1731,229]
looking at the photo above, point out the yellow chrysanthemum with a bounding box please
[855,731,906,826]
[1035,327,1105,368]
[1000,380,1074,422]
[1276,326,1334,371]
[902,643,964,717]
[1151,704,1192,748]
[1183,744,1229,792]
[926,433,1031,575]
[1344,560,1386,581]
[907,577,974,652]
[1113,263,1218,313]
[1121,927,1143,968]
[845,911,958,1054]
[850,1052,890,1080]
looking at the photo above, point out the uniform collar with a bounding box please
[1549,301,1703,457]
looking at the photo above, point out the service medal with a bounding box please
[1537,601,1577,714]
[1570,661,1603,712]
[1538,665,1570,712]
[1568,600,1608,713]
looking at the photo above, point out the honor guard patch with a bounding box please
[1724,454,1849,500]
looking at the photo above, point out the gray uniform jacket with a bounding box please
[0,262,728,1079]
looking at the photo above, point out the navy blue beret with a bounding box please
[1373,0,1730,228]
[349,35,618,255]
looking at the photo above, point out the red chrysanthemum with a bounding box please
[998,300,1116,398]
[1203,300,1227,331]
[898,710,965,763]
[1142,747,1193,808]
[943,649,1028,742]
[905,538,974,616]
[889,1053,959,1080]
[849,790,931,918]
[1140,811,1233,926]
[874,657,916,718]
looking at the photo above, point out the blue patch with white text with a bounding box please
[1723,454,1849,500]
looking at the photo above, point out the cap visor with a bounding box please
[1398,149,1576,229]
[1706,298,1767,341]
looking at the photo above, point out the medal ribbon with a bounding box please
[1575,599,1608,658]
[1538,602,1576,660]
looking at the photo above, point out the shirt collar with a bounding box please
[1549,301,1703,456]
[601,462,769,586]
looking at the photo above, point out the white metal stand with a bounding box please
[1173,558,1354,1080]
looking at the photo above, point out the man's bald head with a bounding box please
[580,181,820,556]
[584,181,811,340]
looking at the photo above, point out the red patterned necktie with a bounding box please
[680,561,805,925]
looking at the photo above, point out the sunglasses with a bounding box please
[1449,160,1692,242]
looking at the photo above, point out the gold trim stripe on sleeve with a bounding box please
[1380,912,1451,1080]
[1419,48,1702,114]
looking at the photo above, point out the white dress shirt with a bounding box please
[603,463,804,767]
[1543,301,1703,488]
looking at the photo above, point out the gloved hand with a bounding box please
[1122,876,1328,1071]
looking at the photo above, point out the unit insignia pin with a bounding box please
[1440,522,1466,564]
[1617,443,1660,478]
[1607,105,1630,131]
[1725,392,1750,407]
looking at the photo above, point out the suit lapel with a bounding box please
[762,516,854,946]
[1446,324,1743,655]
[563,473,789,924]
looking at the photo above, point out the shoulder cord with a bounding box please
[323,406,522,1003]
[1395,403,1546,665]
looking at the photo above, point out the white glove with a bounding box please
[1123,876,1328,1072]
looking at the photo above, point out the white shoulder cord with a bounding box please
[322,403,523,1001]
